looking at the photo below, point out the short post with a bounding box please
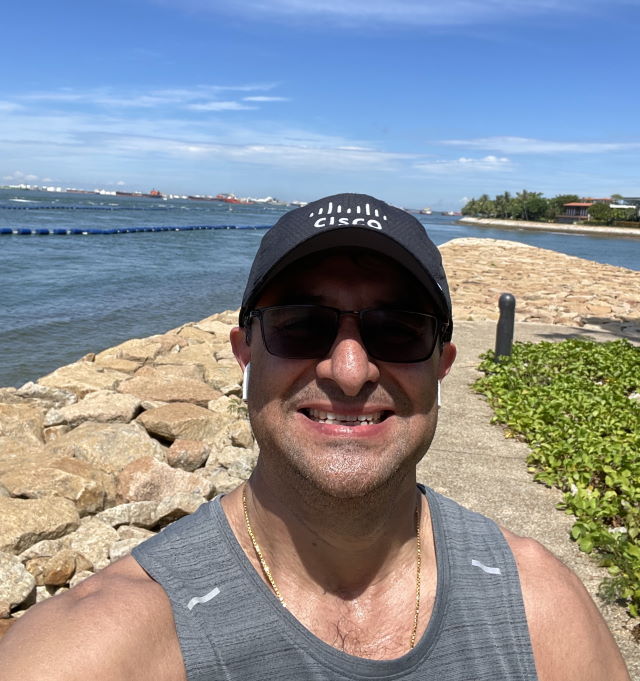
[495,293,516,361]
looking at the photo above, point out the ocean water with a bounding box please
[1,188,638,388]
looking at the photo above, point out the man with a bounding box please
[0,193,630,680]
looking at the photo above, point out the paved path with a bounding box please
[418,320,639,678]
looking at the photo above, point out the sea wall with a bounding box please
[0,238,638,637]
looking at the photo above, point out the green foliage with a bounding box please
[462,190,639,225]
[474,339,640,616]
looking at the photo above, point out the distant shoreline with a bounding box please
[458,216,640,239]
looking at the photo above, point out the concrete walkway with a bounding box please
[418,320,639,678]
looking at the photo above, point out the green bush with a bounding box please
[474,339,640,616]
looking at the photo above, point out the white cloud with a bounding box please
[243,96,289,102]
[0,101,22,112]
[415,155,512,174]
[152,0,637,26]
[3,170,39,181]
[16,84,285,111]
[188,101,256,111]
[440,136,640,154]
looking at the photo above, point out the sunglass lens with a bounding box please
[361,310,437,362]
[261,306,337,359]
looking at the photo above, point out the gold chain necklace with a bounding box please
[242,486,422,649]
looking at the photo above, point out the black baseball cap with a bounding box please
[240,193,453,342]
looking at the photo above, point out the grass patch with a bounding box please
[474,338,640,616]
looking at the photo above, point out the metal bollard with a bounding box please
[495,293,516,360]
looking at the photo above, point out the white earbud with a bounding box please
[437,380,442,408]
[242,363,251,402]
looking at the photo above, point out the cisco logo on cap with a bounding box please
[309,201,387,230]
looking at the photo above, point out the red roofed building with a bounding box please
[558,198,611,222]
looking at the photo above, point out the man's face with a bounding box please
[231,249,456,500]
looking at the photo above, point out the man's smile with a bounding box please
[301,408,390,426]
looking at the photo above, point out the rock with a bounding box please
[15,382,77,409]
[0,552,36,610]
[0,482,10,498]
[45,422,166,474]
[203,468,244,495]
[0,601,11,618]
[92,357,141,374]
[95,334,187,363]
[0,465,106,516]
[0,438,51,476]
[155,493,207,528]
[153,344,219,384]
[118,367,221,407]
[38,361,130,398]
[0,403,45,446]
[116,525,155,542]
[44,390,142,428]
[69,570,93,588]
[0,497,80,554]
[50,457,118,508]
[18,538,65,562]
[109,537,147,562]
[42,549,79,586]
[65,517,119,571]
[167,439,210,471]
[116,456,213,503]
[96,501,160,529]
[43,424,71,443]
[137,402,229,444]
[193,318,234,337]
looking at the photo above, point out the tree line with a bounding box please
[461,191,639,225]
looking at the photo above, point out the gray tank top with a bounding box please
[132,487,538,680]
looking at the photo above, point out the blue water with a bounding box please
[1,189,638,388]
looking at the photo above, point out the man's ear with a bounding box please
[437,342,457,381]
[230,326,251,370]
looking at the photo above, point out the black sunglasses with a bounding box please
[246,305,445,363]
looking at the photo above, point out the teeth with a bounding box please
[307,409,383,425]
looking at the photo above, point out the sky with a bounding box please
[1,0,639,209]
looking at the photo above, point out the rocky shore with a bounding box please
[459,215,640,238]
[1,238,638,646]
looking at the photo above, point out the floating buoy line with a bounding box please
[0,225,272,236]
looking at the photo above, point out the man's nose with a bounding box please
[315,315,380,396]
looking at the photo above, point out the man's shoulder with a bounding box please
[0,556,186,681]
[501,529,630,681]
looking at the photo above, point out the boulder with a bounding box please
[18,538,65,562]
[202,468,244,495]
[45,422,166,474]
[0,465,106,515]
[69,570,93,588]
[37,361,130,398]
[50,457,117,508]
[0,552,36,611]
[96,501,161,529]
[43,425,71,443]
[0,438,51,476]
[153,344,219,384]
[109,537,147,562]
[116,525,155,542]
[167,439,210,471]
[94,334,186,363]
[137,402,229,444]
[0,497,80,554]
[116,456,213,503]
[96,494,206,530]
[64,517,119,571]
[44,390,142,428]
[0,403,45,446]
[15,382,77,409]
[118,367,220,407]
[41,549,80,586]
[92,357,141,374]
